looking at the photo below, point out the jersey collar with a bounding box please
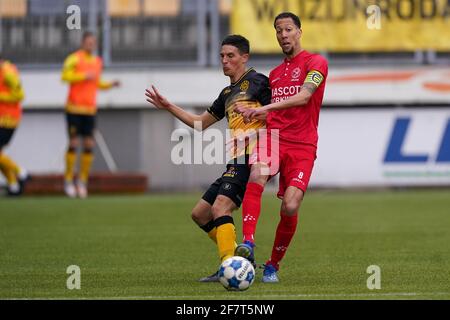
[231,68,254,86]
[284,49,307,64]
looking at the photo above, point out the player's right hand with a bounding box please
[111,80,121,87]
[145,85,172,110]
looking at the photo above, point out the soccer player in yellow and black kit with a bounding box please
[61,31,120,198]
[145,35,271,282]
[0,56,29,196]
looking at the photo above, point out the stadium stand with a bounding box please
[108,0,141,17]
[0,0,26,17]
[143,0,180,16]
[0,0,447,65]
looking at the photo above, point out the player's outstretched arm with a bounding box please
[145,85,217,130]
[98,79,121,90]
[264,82,316,111]
[236,83,317,123]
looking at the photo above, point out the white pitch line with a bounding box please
[3,292,450,300]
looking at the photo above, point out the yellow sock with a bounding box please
[65,151,77,182]
[208,227,217,244]
[0,153,19,185]
[79,152,94,183]
[216,221,236,262]
[207,227,237,248]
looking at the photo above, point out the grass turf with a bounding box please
[0,190,449,300]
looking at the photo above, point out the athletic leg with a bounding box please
[211,194,238,262]
[263,144,316,283]
[64,114,79,198]
[77,135,94,198]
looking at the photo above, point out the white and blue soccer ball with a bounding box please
[218,256,255,291]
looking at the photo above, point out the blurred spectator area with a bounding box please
[0,0,231,65]
[0,0,448,67]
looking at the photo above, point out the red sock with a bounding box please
[242,182,264,244]
[266,212,298,270]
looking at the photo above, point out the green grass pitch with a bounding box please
[1,190,449,300]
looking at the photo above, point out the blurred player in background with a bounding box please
[61,31,120,198]
[0,55,29,196]
[235,12,328,283]
[146,35,271,282]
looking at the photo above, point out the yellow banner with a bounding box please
[231,0,450,52]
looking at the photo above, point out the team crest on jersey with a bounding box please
[240,80,249,91]
[291,67,301,80]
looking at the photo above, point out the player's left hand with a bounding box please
[235,103,268,123]
[234,103,248,115]
[241,108,267,123]
[234,103,254,123]
[243,109,257,123]
[251,108,268,121]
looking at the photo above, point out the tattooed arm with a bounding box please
[236,82,319,122]
[264,82,318,112]
[265,67,327,111]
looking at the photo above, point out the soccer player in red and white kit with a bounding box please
[235,12,328,282]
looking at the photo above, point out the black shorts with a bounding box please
[66,113,96,137]
[202,162,251,208]
[0,127,15,149]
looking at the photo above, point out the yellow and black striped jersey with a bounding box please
[207,68,270,131]
[207,68,271,158]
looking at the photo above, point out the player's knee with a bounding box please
[191,208,210,226]
[249,163,269,185]
[281,198,301,216]
[83,138,95,152]
[69,138,79,149]
[248,172,268,185]
[191,209,203,225]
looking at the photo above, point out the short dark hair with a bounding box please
[221,34,250,55]
[274,12,301,29]
[82,31,95,41]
